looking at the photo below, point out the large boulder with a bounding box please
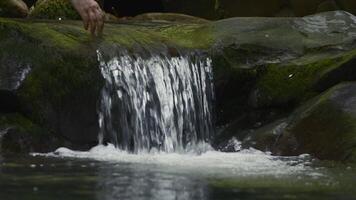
[211,11,356,127]
[0,0,28,18]
[240,82,356,162]
[280,82,356,161]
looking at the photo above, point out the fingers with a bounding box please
[88,9,97,35]
[87,5,104,36]
[81,11,89,30]
[95,7,104,36]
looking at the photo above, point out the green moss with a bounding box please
[287,84,356,161]
[29,0,80,20]
[0,18,86,50]
[0,113,35,133]
[255,50,356,107]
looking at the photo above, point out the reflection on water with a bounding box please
[0,151,356,200]
[97,163,208,200]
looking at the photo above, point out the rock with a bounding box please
[278,82,356,162]
[0,0,29,18]
[211,11,356,126]
[337,0,356,14]
[104,12,119,22]
[0,114,65,154]
[317,0,340,13]
[230,82,356,162]
[131,13,210,24]
[29,0,80,20]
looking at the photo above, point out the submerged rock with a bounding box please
[0,0,29,18]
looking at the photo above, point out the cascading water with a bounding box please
[96,49,215,153]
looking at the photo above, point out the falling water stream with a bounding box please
[96,49,214,153]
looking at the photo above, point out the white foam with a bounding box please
[32,144,320,178]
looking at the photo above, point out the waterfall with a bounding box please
[97,49,214,153]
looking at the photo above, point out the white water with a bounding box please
[32,49,322,178]
[97,50,214,153]
[33,143,319,178]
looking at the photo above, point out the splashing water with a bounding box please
[32,49,320,179]
[97,49,215,153]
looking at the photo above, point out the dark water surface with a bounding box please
[0,150,356,200]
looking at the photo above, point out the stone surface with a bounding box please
[278,82,356,161]
[0,0,29,18]
[131,13,209,23]
[229,82,356,162]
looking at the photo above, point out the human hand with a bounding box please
[70,0,104,36]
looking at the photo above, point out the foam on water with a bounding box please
[33,143,319,178]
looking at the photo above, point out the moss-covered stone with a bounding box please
[278,82,356,162]
[0,113,64,154]
[29,0,80,20]
[250,50,356,108]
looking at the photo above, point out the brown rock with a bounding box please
[0,0,29,18]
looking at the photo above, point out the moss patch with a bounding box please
[29,0,80,20]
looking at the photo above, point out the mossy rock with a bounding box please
[229,82,356,162]
[278,82,356,162]
[250,50,356,108]
[0,113,65,154]
[0,0,28,18]
[29,0,80,20]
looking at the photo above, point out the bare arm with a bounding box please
[70,0,104,36]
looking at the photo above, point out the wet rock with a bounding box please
[278,82,356,162]
[131,13,209,24]
[0,0,29,18]
[0,114,65,154]
[317,0,340,13]
[230,82,356,162]
[212,11,356,126]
